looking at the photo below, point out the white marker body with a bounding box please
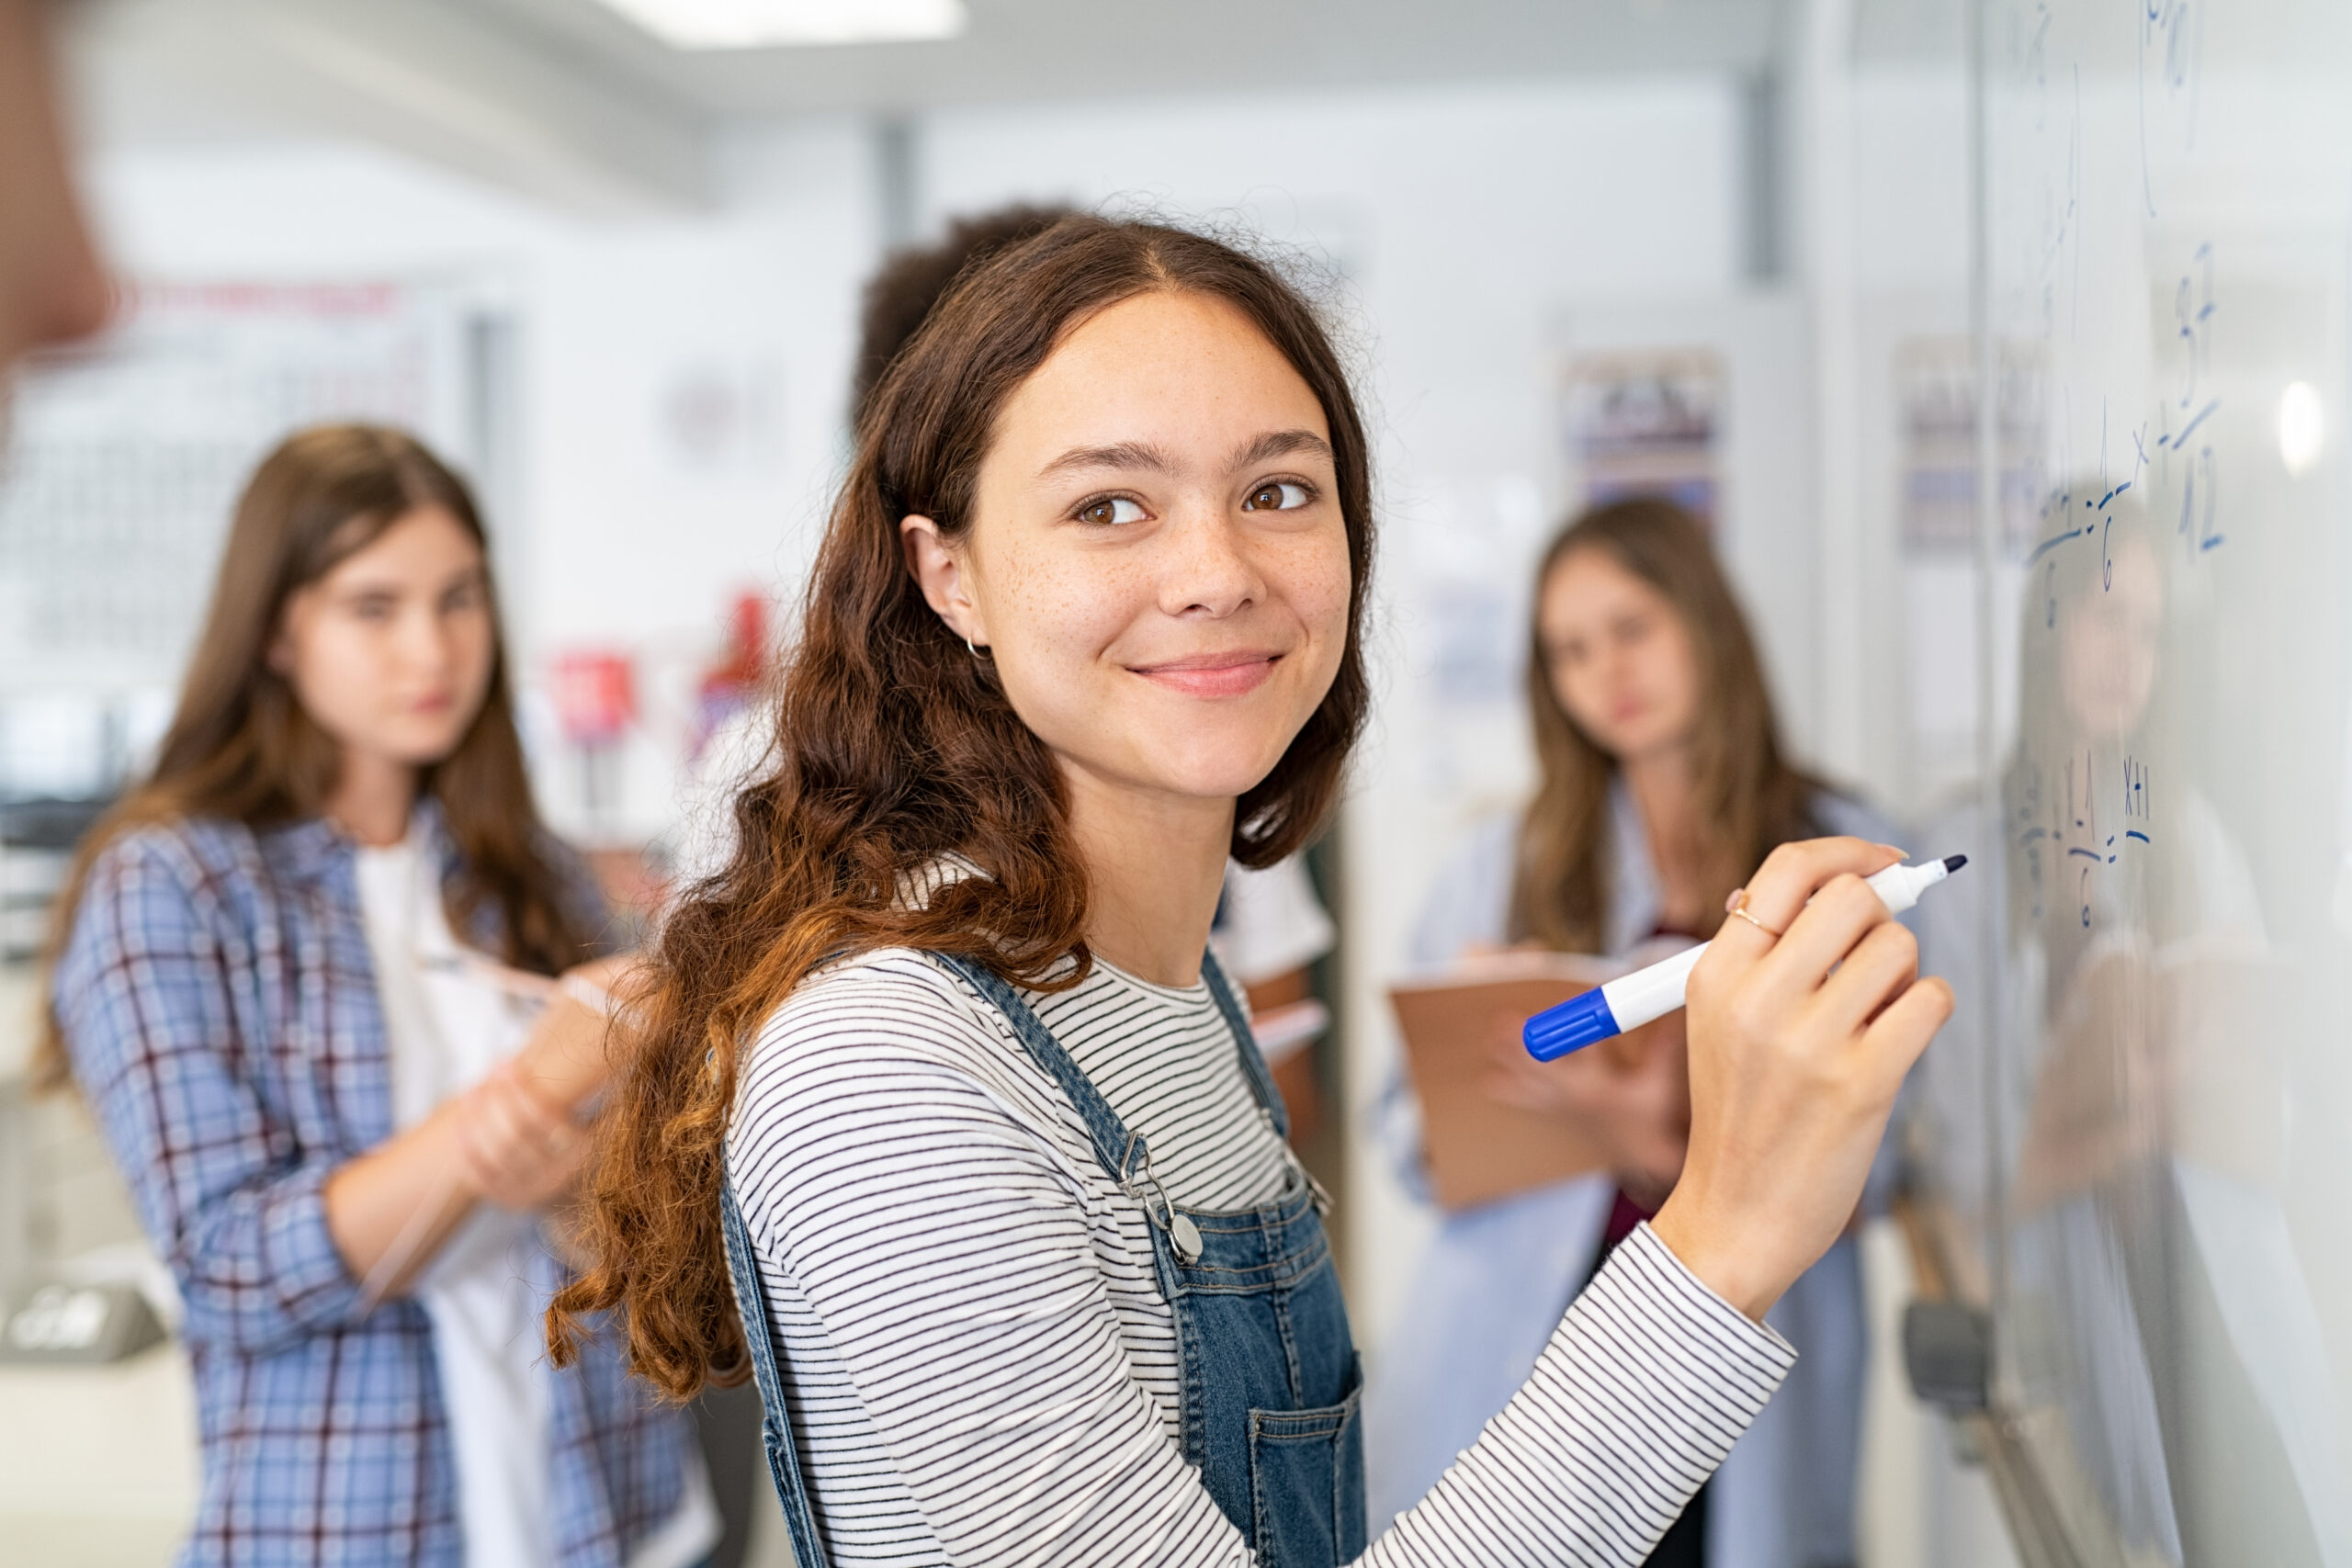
[1595,859,1954,1035]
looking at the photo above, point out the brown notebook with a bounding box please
[1388,952,1628,1212]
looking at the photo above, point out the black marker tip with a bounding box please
[1942,853,1969,873]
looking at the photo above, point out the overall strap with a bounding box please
[717,1175,829,1568]
[929,953,1155,1191]
[1197,947,1289,1141]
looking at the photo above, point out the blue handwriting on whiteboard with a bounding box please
[2013,750,2157,931]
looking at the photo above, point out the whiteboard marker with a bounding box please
[1522,855,1967,1061]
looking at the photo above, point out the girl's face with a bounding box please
[905,290,1351,817]
[1537,545,1703,764]
[2060,534,2162,741]
[272,505,496,774]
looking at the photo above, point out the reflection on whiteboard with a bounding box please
[0,282,473,689]
[1906,2,2352,1562]
[1560,350,1722,525]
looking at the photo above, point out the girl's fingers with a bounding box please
[1697,840,1913,1061]
[1770,871,1898,976]
[449,1098,509,1194]
[1734,838,1904,933]
[455,1070,577,1203]
[1728,871,1895,1023]
[465,1078,524,1156]
[1858,975,1955,1089]
[486,1059,571,1127]
[1806,916,1923,1038]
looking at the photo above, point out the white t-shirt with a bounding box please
[355,825,718,1568]
[1211,857,1337,985]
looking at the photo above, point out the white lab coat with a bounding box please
[1364,782,1901,1568]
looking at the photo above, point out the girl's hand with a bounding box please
[512,953,646,1111]
[1651,838,1953,1321]
[1481,1010,1690,1207]
[451,1059,588,1212]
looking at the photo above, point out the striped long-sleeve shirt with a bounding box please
[728,948,1798,1566]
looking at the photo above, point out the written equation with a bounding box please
[2015,749,2156,929]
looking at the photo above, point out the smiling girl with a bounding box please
[554,217,1951,1568]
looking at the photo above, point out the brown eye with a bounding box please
[1244,481,1309,512]
[1075,497,1146,525]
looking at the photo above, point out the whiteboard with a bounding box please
[1910,3,2352,1562]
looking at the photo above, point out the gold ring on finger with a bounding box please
[1728,890,1785,939]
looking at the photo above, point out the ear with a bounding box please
[899,515,989,650]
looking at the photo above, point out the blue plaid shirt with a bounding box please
[53,809,700,1568]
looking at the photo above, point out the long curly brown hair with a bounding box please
[548,216,1376,1399]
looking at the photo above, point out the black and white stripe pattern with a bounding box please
[729,948,1796,1566]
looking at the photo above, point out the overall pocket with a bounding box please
[1247,1380,1366,1568]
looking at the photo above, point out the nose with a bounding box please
[398,603,457,680]
[1159,502,1264,620]
[1581,636,1623,694]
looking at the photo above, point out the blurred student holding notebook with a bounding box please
[1365,497,1904,1568]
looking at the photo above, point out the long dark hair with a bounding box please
[1510,496,1820,951]
[36,423,594,1088]
[548,215,1375,1399]
[852,202,1076,424]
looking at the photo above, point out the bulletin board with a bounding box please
[0,281,480,693]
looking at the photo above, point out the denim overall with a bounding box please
[717,950,1366,1567]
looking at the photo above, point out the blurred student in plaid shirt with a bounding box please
[41,425,718,1567]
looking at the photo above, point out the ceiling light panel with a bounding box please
[590,0,967,49]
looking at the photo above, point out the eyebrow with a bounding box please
[1037,441,1178,479]
[1228,429,1331,469]
[1036,429,1332,482]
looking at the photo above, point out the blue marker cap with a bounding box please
[1523,988,1622,1061]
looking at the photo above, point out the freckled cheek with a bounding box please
[1277,533,1354,659]
[999,558,1158,672]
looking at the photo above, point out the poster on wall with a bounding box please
[1560,348,1724,525]
[1895,336,2046,555]
[0,281,478,691]
[1894,336,2048,802]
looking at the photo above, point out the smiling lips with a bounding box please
[1130,651,1282,699]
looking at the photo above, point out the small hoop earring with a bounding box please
[965,635,989,660]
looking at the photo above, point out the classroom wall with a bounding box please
[80,125,877,844]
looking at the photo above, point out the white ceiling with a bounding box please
[469,0,1791,114]
[65,0,1794,214]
